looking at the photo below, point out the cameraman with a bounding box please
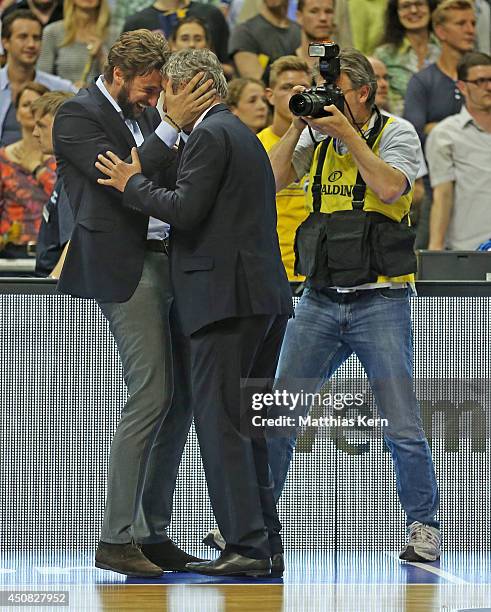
[268,47,441,562]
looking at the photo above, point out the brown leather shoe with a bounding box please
[95,541,163,577]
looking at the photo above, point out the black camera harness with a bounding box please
[294,105,417,287]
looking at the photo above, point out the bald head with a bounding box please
[368,56,390,110]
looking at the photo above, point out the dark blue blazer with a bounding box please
[124,104,293,336]
[53,83,177,301]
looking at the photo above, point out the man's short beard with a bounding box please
[117,82,142,120]
[267,1,288,18]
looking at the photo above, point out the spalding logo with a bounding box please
[328,171,342,182]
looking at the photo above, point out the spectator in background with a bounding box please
[170,15,210,51]
[348,0,387,55]
[332,0,352,50]
[122,0,230,65]
[426,52,491,251]
[228,0,300,80]
[0,81,55,258]
[403,0,475,146]
[112,0,231,32]
[0,0,15,14]
[226,76,268,131]
[225,0,347,49]
[373,0,440,116]
[295,0,335,74]
[111,0,146,32]
[369,55,390,110]
[0,10,75,145]
[257,55,310,285]
[475,0,490,55]
[1,0,62,26]
[170,16,234,78]
[37,0,120,88]
[228,0,352,47]
[32,90,74,276]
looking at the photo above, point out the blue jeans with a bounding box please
[268,286,439,528]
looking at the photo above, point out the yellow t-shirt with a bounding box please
[257,126,309,282]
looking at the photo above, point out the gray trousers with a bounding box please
[98,251,192,544]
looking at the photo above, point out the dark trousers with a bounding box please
[190,314,288,560]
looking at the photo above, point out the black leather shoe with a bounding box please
[270,552,284,577]
[95,541,163,577]
[140,540,206,571]
[186,551,271,577]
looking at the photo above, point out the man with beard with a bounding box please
[295,0,335,74]
[228,0,300,80]
[1,0,62,26]
[53,29,216,577]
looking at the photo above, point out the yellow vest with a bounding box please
[258,126,309,282]
[305,117,414,284]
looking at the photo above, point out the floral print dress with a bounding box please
[0,148,56,247]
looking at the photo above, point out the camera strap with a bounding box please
[311,136,332,213]
[310,106,390,214]
[351,107,389,210]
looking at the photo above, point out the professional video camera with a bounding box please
[289,41,344,118]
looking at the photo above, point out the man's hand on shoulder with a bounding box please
[163,72,217,132]
[304,104,355,142]
[96,148,142,192]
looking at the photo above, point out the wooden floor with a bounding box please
[2,551,490,611]
[69,584,491,611]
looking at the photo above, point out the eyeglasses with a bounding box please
[463,77,491,89]
[398,0,427,12]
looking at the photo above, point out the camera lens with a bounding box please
[289,93,314,117]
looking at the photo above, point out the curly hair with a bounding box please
[165,48,228,99]
[103,30,170,83]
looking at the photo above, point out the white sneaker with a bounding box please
[202,528,226,551]
[399,521,441,562]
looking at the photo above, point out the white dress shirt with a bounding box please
[96,76,177,240]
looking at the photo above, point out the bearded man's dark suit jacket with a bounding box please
[54,84,176,301]
[123,103,293,559]
[52,84,193,546]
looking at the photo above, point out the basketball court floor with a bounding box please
[1,550,490,611]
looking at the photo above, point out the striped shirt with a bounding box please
[38,21,121,85]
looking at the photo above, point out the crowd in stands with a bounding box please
[0,0,490,276]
